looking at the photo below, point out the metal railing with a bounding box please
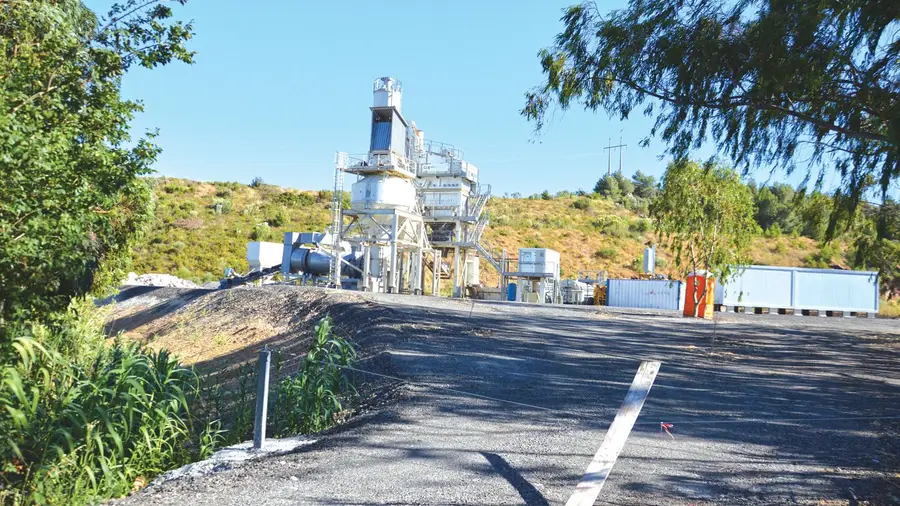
[424,139,463,160]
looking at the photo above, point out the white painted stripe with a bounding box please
[565,361,661,506]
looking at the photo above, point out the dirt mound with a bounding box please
[104,285,410,374]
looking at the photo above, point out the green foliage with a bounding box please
[631,171,658,199]
[571,199,592,210]
[623,196,650,215]
[0,302,214,505]
[540,190,553,200]
[524,0,900,234]
[210,198,233,215]
[755,184,800,234]
[594,172,633,200]
[804,242,842,268]
[650,160,759,314]
[630,256,644,274]
[250,177,265,188]
[594,174,621,199]
[629,218,651,234]
[276,191,317,208]
[0,0,193,326]
[271,317,357,436]
[250,222,275,242]
[593,247,618,260]
[269,207,288,227]
[799,192,833,241]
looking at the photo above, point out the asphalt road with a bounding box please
[120,288,900,505]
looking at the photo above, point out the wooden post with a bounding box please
[565,361,661,506]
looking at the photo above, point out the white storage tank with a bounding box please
[350,175,417,212]
[465,256,480,285]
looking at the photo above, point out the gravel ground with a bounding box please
[114,286,900,505]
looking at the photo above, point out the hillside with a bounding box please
[135,177,829,284]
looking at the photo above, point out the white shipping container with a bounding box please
[607,279,684,310]
[715,265,879,313]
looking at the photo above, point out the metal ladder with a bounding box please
[329,153,347,288]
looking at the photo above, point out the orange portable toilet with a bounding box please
[684,272,715,319]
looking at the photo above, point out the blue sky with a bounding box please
[87,0,842,195]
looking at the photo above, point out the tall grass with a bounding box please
[271,317,357,436]
[0,302,218,505]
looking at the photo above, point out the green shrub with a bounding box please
[655,257,669,269]
[803,242,841,268]
[571,199,592,210]
[269,207,288,227]
[163,182,190,195]
[250,222,275,241]
[629,218,651,234]
[250,176,265,188]
[593,247,618,260]
[215,187,234,198]
[210,198,233,215]
[276,192,316,208]
[270,317,357,436]
[540,190,552,200]
[602,221,629,238]
[630,255,645,273]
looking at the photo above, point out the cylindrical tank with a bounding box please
[507,283,517,301]
[643,246,656,274]
[465,256,480,286]
[350,175,417,212]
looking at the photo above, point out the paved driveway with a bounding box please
[122,290,900,505]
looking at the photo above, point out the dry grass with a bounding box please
[880,298,900,318]
[137,179,841,287]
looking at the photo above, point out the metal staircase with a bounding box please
[474,241,503,274]
[467,184,491,220]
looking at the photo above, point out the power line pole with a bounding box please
[603,138,627,176]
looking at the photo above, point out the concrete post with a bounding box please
[253,347,272,450]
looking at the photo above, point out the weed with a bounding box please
[0,310,216,505]
[270,317,357,436]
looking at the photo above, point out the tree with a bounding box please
[594,171,633,199]
[594,174,621,199]
[0,0,194,327]
[631,171,658,199]
[754,184,800,234]
[523,0,900,236]
[650,160,760,317]
[798,191,833,241]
